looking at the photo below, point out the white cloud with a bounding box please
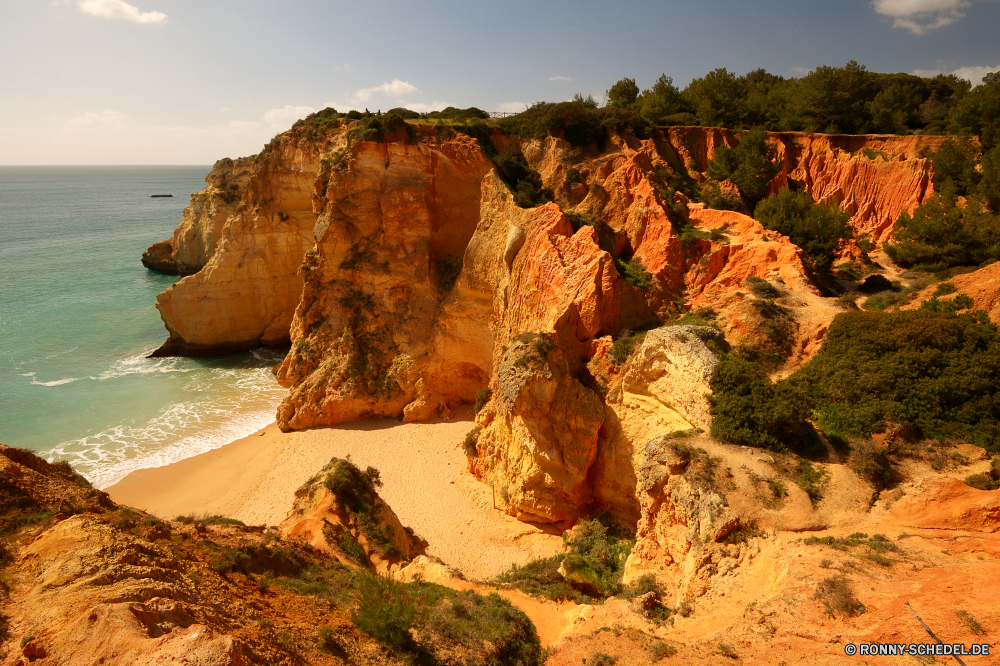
[77,0,166,24]
[262,105,316,126]
[228,120,262,130]
[217,106,230,113]
[549,75,573,81]
[912,63,1000,85]
[353,79,419,103]
[401,101,452,113]
[872,0,972,34]
[334,63,352,72]
[69,110,125,127]
[496,102,527,113]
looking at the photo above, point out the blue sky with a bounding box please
[1,0,997,164]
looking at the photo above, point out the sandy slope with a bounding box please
[107,405,563,580]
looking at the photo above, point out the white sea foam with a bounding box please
[20,372,82,387]
[96,350,192,380]
[46,348,290,490]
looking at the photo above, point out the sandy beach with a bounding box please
[106,405,563,580]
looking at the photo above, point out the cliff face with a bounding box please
[141,157,253,276]
[663,128,948,243]
[150,134,337,356]
[273,134,496,428]
[144,123,949,526]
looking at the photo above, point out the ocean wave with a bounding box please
[50,395,284,490]
[20,372,82,387]
[96,351,192,380]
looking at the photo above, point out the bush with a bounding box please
[352,574,416,650]
[474,388,492,414]
[709,354,816,453]
[857,274,893,294]
[754,188,853,269]
[813,575,865,617]
[788,310,1000,450]
[964,473,999,490]
[461,427,482,458]
[745,276,780,299]
[608,330,647,366]
[498,101,648,149]
[495,519,633,602]
[707,127,780,207]
[613,257,652,289]
[851,440,895,490]
[795,460,827,505]
[885,184,1000,272]
[492,149,552,208]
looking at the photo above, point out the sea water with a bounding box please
[0,166,287,488]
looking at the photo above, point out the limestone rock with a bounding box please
[141,157,252,277]
[274,134,495,428]
[151,135,337,357]
[278,458,423,572]
[472,334,604,525]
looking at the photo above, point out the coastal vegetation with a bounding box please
[710,309,1000,454]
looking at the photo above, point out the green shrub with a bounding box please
[497,101,648,148]
[857,274,894,294]
[706,127,780,207]
[795,460,827,505]
[754,188,853,269]
[885,185,1000,272]
[608,330,647,366]
[850,440,895,490]
[352,574,416,650]
[709,355,816,453]
[492,149,552,208]
[649,642,678,660]
[461,426,482,458]
[745,276,780,299]
[613,256,652,289]
[589,653,617,666]
[700,181,743,211]
[964,473,999,491]
[175,514,245,526]
[494,519,633,602]
[788,310,1000,450]
[813,575,865,617]
[474,388,492,414]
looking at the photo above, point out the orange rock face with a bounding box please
[273,134,495,429]
[905,260,1000,324]
[665,127,949,244]
[151,131,337,356]
[278,458,422,572]
[142,157,253,276]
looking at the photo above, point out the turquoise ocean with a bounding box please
[0,166,288,489]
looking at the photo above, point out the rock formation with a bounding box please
[142,157,253,276]
[274,133,495,427]
[663,128,949,243]
[278,457,423,572]
[150,133,339,356]
[142,122,955,529]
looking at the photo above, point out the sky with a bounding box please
[1,0,998,165]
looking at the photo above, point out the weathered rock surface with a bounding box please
[663,128,949,243]
[142,157,253,276]
[274,133,495,428]
[278,458,423,572]
[151,134,337,356]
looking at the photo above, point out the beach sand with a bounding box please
[106,405,563,580]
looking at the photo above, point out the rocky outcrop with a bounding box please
[278,457,423,572]
[151,135,337,356]
[663,128,950,243]
[141,157,252,276]
[274,133,495,428]
[621,435,751,604]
